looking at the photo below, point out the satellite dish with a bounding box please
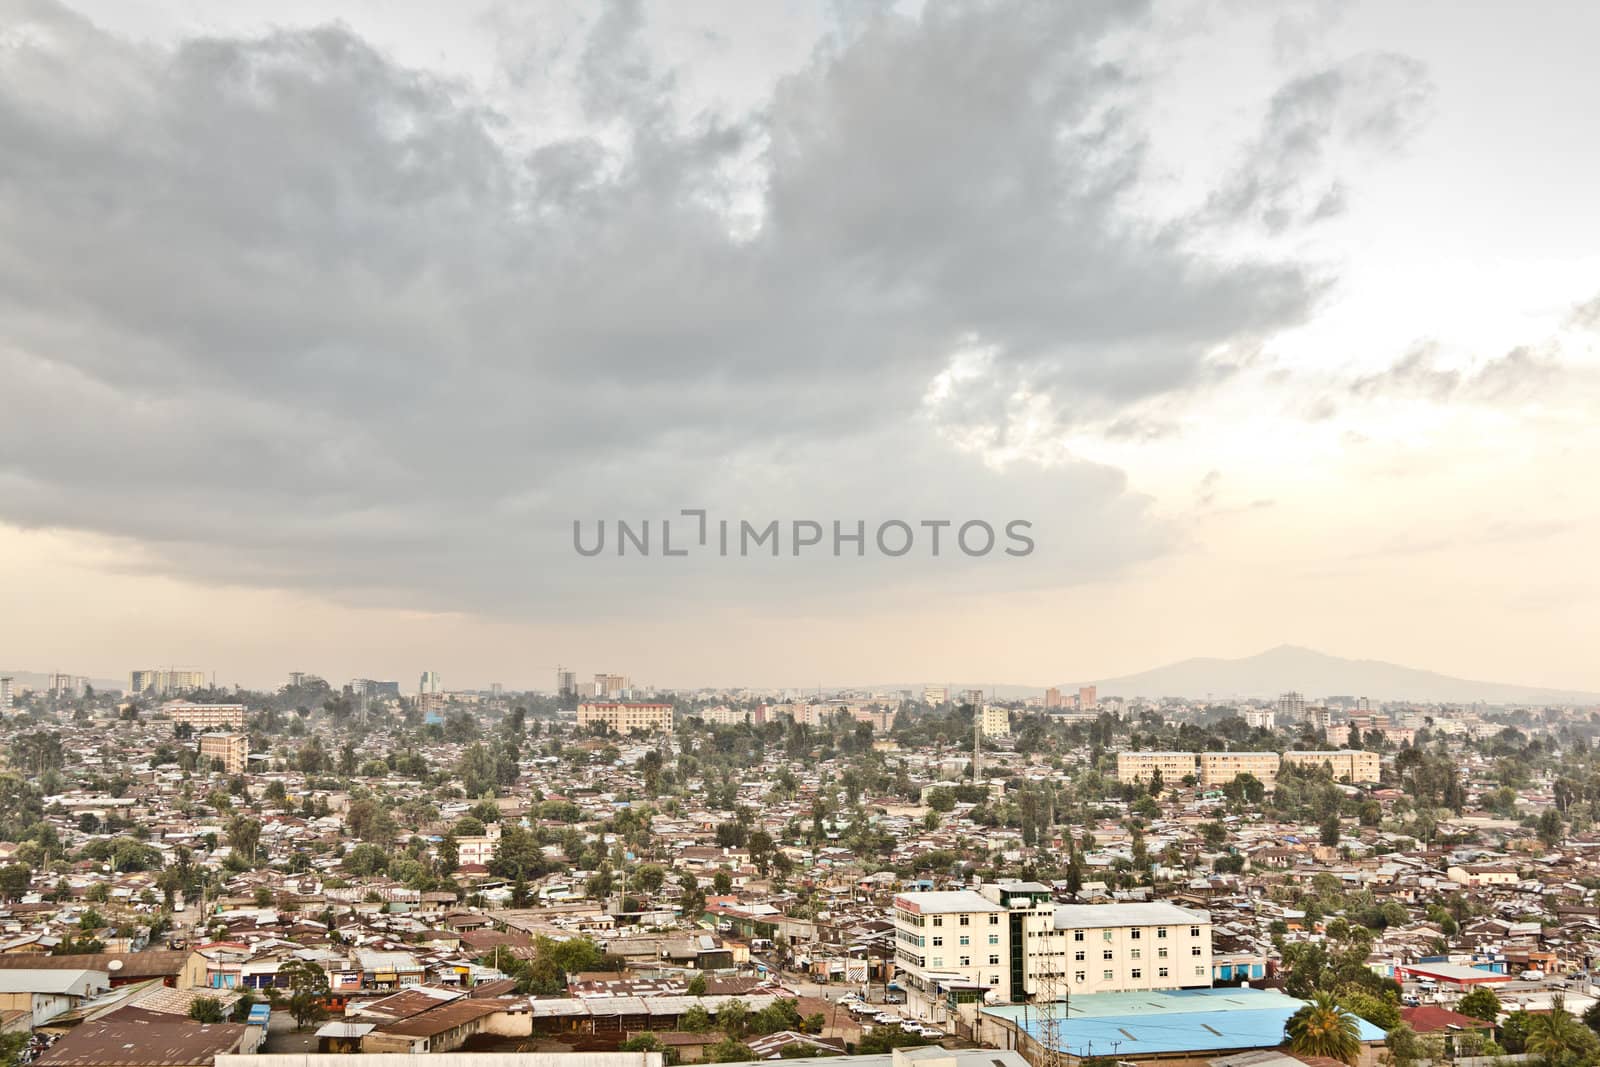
[109,959,124,971]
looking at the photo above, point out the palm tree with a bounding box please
[1285,992,1363,1066]
[1524,995,1600,1066]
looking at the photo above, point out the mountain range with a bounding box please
[1065,644,1600,705]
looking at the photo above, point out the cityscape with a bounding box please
[3,3,1599,1067]
[5,666,1600,1067]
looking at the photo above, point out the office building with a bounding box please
[922,685,948,705]
[892,889,1012,1003]
[556,668,577,699]
[892,884,1214,1007]
[199,733,249,775]
[980,705,1011,738]
[577,701,673,735]
[1282,748,1381,782]
[593,673,630,698]
[162,701,247,730]
[419,671,442,696]
[1277,691,1306,722]
[130,669,206,697]
[1078,685,1097,710]
[1044,687,1063,709]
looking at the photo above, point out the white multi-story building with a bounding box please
[892,885,1214,1011]
[980,705,1010,738]
[1011,898,1214,997]
[130,669,206,697]
[892,890,1012,1005]
[1243,707,1276,731]
[0,677,13,712]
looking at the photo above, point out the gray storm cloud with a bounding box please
[0,0,1421,616]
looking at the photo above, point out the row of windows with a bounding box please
[928,934,1001,947]
[1069,965,1206,982]
[1067,926,1203,941]
[927,954,1003,967]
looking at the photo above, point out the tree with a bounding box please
[226,815,262,866]
[0,865,32,902]
[1524,995,1600,1067]
[686,972,708,996]
[1457,987,1502,1023]
[713,869,733,894]
[188,997,225,1024]
[1284,992,1362,1066]
[719,998,750,1037]
[1319,814,1341,847]
[277,958,330,1030]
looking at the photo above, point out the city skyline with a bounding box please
[1,0,1597,690]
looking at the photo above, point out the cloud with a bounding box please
[0,0,1335,617]
[1209,51,1433,232]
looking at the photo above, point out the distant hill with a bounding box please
[1067,645,1600,705]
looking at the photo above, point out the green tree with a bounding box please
[686,972,708,996]
[1457,987,1502,1023]
[1525,995,1600,1067]
[1284,992,1362,1066]
[277,958,330,1030]
[188,996,225,1024]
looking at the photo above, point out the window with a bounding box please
[1195,966,1206,976]
[989,954,1000,966]
[1190,926,1201,937]
[1074,971,1086,983]
[1192,946,1202,957]
[1103,950,1113,960]
[1157,928,1168,939]
[1103,969,1114,981]
[989,934,1000,945]
[1103,931,1113,942]
[960,935,970,946]
[989,915,1000,925]
[1158,948,1168,959]
[931,957,943,967]
[959,956,970,967]
[1073,930,1084,942]
[990,975,1000,986]
[932,937,943,947]
[933,917,943,927]
[1074,951,1085,961]
[1158,967,1169,977]
[960,915,971,926]
[1130,929,1141,940]
[1131,948,1141,960]
[1131,968,1142,979]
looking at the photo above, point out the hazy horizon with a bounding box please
[2,0,1597,692]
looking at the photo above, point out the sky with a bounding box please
[0,0,1597,694]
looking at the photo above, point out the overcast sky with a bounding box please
[1,0,1597,693]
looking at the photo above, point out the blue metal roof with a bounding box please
[986,987,1386,1057]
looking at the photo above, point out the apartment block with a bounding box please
[1281,748,1381,782]
[1199,751,1281,790]
[980,705,1011,738]
[163,701,247,730]
[1007,896,1214,998]
[1115,751,1200,787]
[198,732,249,775]
[577,701,674,735]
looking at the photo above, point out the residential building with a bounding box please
[1199,751,1281,790]
[980,705,1010,738]
[577,702,674,735]
[1242,707,1276,730]
[198,733,249,775]
[1077,686,1097,710]
[922,686,948,705]
[162,701,247,730]
[1043,687,1062,709]
[594,673,630,698]
[996,891,1215,997]
[130,669,206,697]
[1277,691,1306,722]
[0,677,12,712]
[419,671,441,696]
[1281,748,1381,782]
[1115,751,1199,787]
